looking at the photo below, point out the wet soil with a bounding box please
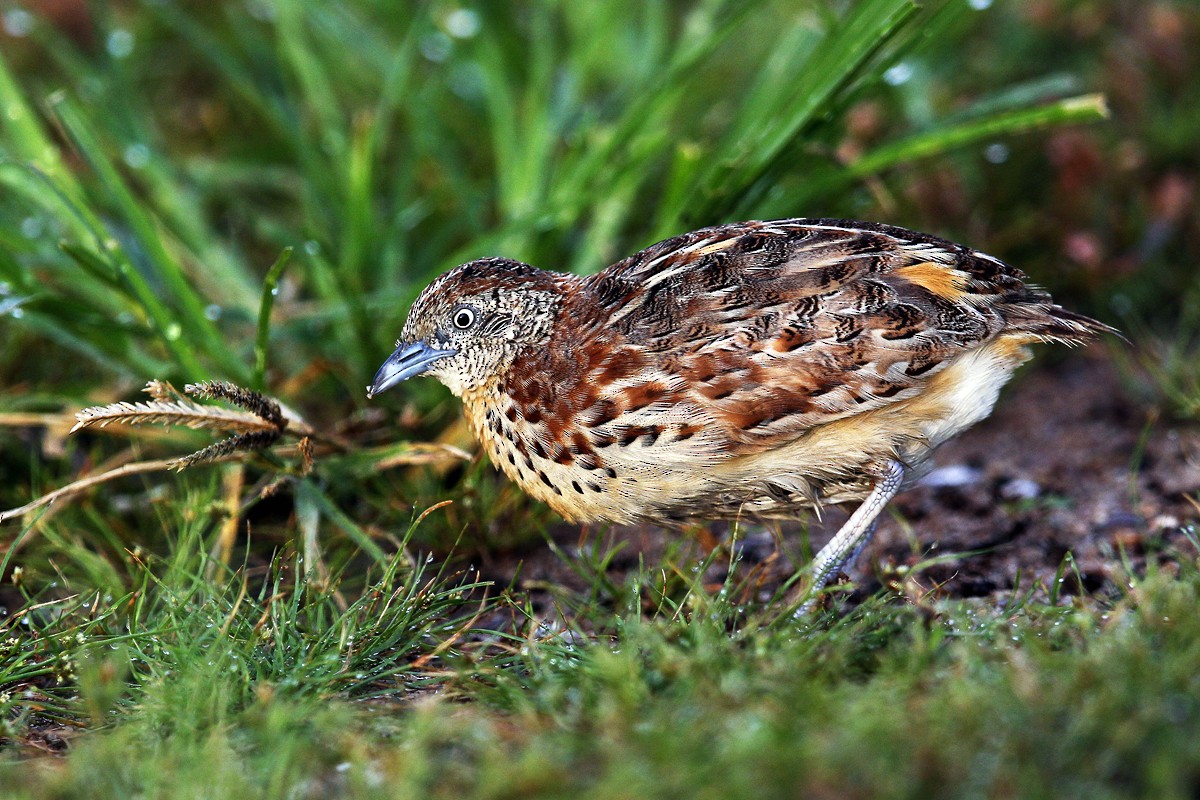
[484,352,1200,610]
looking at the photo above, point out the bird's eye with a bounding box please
[452,307,476,330]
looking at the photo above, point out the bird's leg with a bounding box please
[802,460,906,609]
[841,520,879,577]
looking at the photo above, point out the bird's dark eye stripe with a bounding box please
[478,313,513,336]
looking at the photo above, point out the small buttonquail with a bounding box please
[369,219,1114,598]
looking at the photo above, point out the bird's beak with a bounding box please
[367,340,457,398]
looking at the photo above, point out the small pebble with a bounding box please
[1150,514,1181,532]
[999,478,1040,501]
[920,464,982,489]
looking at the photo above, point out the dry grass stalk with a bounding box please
[0,457,192,525]
[71,381,293,471]
[186,380,285,428]
[2,378,467,528]
[170,430,282,471]
[70,399,275,435]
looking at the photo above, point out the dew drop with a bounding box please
[2,9,34,37]
[123,143,150,169]
[444,9,480,38]
[204,304,222,321]
[106,29,135,59]
[983,142,1009,164]
[883,62,914,86]
[19,217,42,239]
[420,32,452,63]
[0,297,24,318]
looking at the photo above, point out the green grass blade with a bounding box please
[59,241,122,289]
[0,51,73,192]
[49,94,248,381]
[670,0,919,230]
[846,93,1110,179]
[295,479,387,565]
[253,247,293,391]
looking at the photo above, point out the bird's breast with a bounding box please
[460,384,633,522]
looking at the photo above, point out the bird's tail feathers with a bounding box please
[1003,303,1120,347]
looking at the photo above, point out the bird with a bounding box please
[368,218,1113,600]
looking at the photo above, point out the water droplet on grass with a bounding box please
[421,32,452,62]
[445,9,480,38]
[2,9,34,37]
[884,62,914,86]
[123,143,150,169]
[20,217,42,239]
[106,29,135,59]
[984,143,1010,164]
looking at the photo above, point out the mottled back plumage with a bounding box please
[369,219,1112,590]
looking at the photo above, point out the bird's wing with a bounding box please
[567,218,1100,457]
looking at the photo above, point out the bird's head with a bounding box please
[368,258,564,399]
